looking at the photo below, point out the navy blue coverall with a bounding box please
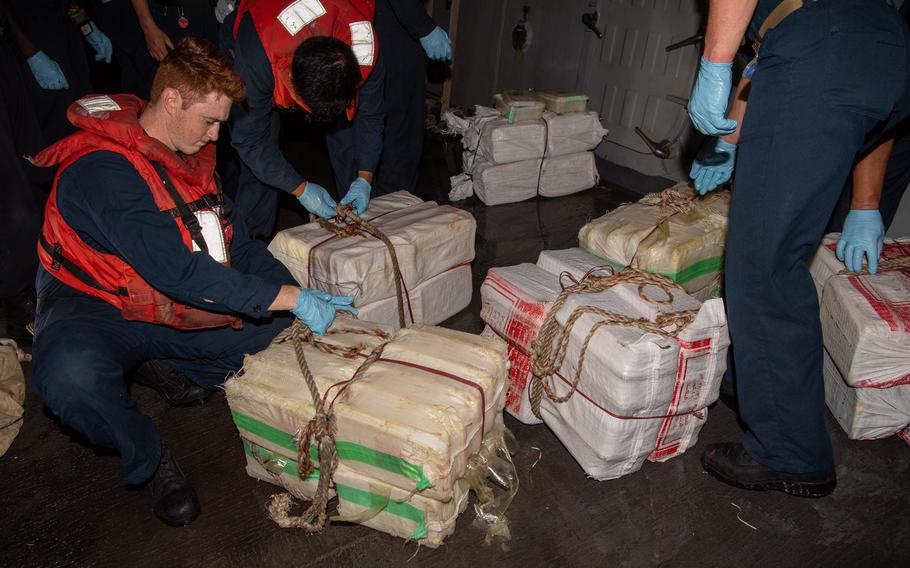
[727,0,910,473]
[223,11,385,240]
[372,0,435,197]
[32,151,295,485]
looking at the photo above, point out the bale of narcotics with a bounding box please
[226,319,515,546]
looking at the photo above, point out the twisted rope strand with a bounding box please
[318,205,408,328]
[528,268,696,418]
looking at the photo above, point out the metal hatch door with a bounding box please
[578,0,706,179]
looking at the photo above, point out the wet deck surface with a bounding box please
[2,131,909,567]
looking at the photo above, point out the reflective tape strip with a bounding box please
[277,0,326,36]
[349,21,374,66]
[77,95,121,115]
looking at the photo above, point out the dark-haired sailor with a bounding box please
[222,0,384,239]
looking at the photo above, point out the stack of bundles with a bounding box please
[809,234,910,443]
[225,318,515,547]
[268,192,475,330]
[578,184,730,301]
[446,106,607,205]
[479,248,730,480]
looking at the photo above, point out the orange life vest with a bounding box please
[233,0,377,120]
[32,94,242,330]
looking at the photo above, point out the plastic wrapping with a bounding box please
[822,349,910,440]
[227,319,508,499]
[537,152,599,198]
[542,111,606,156]
[242,417,518,547]
[479,260,729,479]
[0,339,26,457]
[578,185,729,300]
[268,191,475,308]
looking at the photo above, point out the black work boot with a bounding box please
[702,442,836,498]
[148,443,200,527]
[131,360,211,407]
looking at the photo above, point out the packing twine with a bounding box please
[266,319,389,532]
[528,267,697,419]
[316,204,408,328]
[626,186,702,272]
[639,186,696,216]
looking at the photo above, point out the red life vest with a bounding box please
[31,94,243,330]
[233,0,377,120]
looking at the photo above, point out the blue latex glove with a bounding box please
[86,22,113,63]
[297,182,338,219]
[837,210,885,274]
[341,177,371,215]
[419,26,451,61]
[688,58,737,136]
[27,51,69,90]
[292,289,358,336]
[689,138,737,195]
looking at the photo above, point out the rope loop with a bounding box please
[317,204,408,328]
[528,267,697,418]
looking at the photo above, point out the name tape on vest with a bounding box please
[277,0,326,36]
[349,21,374,66]
[77,95,122,116]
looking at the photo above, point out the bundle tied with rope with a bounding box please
[579,184,730,301]
[265,318,392,532]
[315,204,409,329]
[528,267,698,419]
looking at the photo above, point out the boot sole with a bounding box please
[705,467,836,498]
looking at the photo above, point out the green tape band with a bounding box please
[243,439,427,541]
[595,255,722,285]
[231,411,432,491]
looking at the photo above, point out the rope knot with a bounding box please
[640,187,695,216]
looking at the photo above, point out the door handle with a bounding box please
[582,11,604,39]
[665,33,704,52]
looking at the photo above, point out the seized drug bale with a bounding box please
[471,158,543,206]
[537,152,599,198]
[542,111,607,157]
[816,240,910,388]
[479,262,729,479]
[578,184,729,300]
[242,418,514,548]
[823,349,910,440]
[226,319,508,500]
[464,116,547,168]
[268,192,475,325]
[0,340,26,456]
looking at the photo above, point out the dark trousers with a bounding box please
[32,294,291,484]
[10,0,92,143]
[373,10,427,196]
[228,112,281,241]
[149,0,220,46]
[0,41,49,297]
[230,114,359,240]
[727,0,910,473]
[91,0,157,98]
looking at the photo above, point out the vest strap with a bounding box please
[150,162,210,254]
[39,234,128,297]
